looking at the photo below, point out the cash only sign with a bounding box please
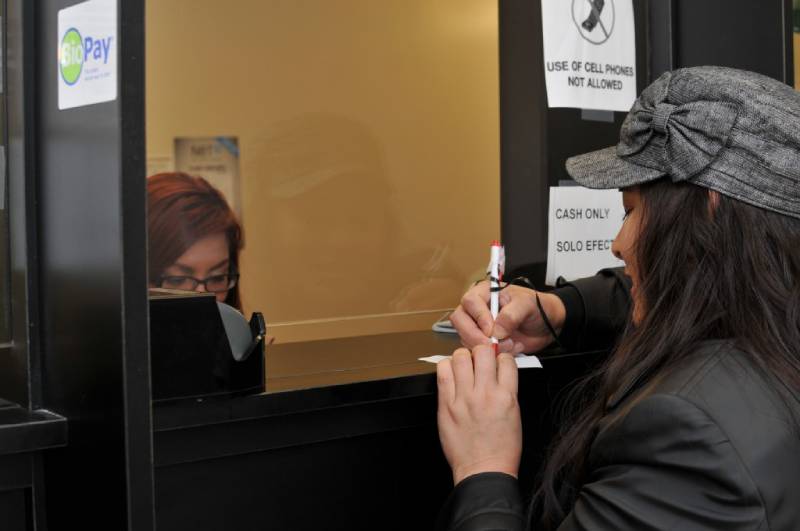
[545,187,625,286]
[541,0,637,112]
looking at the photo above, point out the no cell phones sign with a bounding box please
[542,0,636,112]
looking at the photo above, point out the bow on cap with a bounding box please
[617,92,739,182]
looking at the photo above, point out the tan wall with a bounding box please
[146,0,500,342]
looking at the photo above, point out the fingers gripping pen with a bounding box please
[488,241,505,353]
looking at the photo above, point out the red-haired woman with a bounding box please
[147,172,243,310]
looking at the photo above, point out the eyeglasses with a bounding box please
[157,272,239,293]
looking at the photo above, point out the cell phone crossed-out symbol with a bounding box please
[571,0,614,45]
[582,0,605,32]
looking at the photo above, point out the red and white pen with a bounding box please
[488,240,505,353]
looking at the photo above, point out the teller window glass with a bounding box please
[145,0,500,358]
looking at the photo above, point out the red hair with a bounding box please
[147,172,243,309]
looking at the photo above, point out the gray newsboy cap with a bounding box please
[566,66,800,219]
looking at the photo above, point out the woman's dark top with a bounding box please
[438,269,800,531]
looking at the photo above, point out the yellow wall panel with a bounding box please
[146,0,500,341]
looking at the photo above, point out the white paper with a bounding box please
[541,0,636,112]
[419,354,542,369]
[174,137,242,217]
[58,0,117,110]
[515,355,543,369]
[431,320,458,334]
[545,187,625,285]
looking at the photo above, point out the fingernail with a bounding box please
[492,325,508,339]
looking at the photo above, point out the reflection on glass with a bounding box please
[147,173,244,309]
[146,0,500,342]
[0,2,10,343]
[251,113,465,320]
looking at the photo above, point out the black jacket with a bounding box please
[438,269,800,531]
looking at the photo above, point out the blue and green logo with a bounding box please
[59,27,84,85]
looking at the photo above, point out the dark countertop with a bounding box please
[0,399,67,456]
[153,330,458,430]
[150,335,605,531]
[153,330,604,432]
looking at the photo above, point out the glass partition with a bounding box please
[0,0,10,343]
[146,0,499,352]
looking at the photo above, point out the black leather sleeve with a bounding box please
[436,472,526,531]
[551,268,631,352]
[558,394,766,531]
[437,393,767,531]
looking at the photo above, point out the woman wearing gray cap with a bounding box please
[437,66,800,531]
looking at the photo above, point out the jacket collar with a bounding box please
[604,340,731,411]
[605,371,648,410]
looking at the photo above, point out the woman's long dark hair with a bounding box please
[531,178,800,530]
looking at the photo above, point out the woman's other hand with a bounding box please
[450,281,566,354]
[437,345,522,485]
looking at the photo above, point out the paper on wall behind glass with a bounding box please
[174,137,242,218]
[541,0,636,112]
[545,187,625,285]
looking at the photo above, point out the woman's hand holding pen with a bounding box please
[437,345,522,485]
[437,281,565,485]
[450,282,567,354]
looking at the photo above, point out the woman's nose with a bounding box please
[194,282,208,293]
[611,233,624,261]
